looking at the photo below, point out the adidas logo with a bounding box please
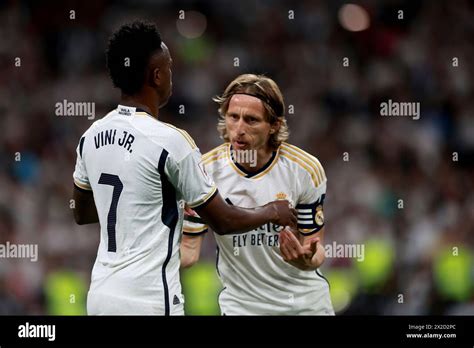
[173,295,180,305]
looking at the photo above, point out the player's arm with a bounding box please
[72,185,99,225]
[180,205,206,268]
[180,234,204,268]
[280,155,328,271]
[180,198,296,266]
[172,147,297,235]
[194,194,296,235]
[280,227,325,271]
[72,135,98,225]
[304,228,325,267]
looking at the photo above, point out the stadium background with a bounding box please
[0,0,473,315]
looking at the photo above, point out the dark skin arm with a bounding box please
[72,185,297,233]
[194,193,297,235]
[72,185,99,225]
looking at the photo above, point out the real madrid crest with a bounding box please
[275,192,294,207]
[315,205,324,226]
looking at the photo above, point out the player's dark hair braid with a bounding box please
[106,20,162,95]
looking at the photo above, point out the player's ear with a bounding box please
[270,119,281,134]
[150,67,161,87]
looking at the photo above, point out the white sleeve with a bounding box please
[167,148,217,209]
[73,136,91,191]
[182,215,208,236]
[296,166,327,236]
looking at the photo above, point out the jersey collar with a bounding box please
[227,143,280,179]
[117,104,137,117]
[117,105,155,118]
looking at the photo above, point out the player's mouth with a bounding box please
[232,140,248,150]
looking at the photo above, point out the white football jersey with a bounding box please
[73,105,216,315]
[183,142,334,315]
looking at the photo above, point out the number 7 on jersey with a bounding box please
[98,173,123,252]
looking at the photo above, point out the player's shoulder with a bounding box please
[78,109,116,139]
[133,115,198,160]
[161,122,199,161]
[278,142,326,187]
[158,121,197,149]
[201,143,229,167]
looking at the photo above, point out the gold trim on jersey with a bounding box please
[282,143,325,181]
[226,143,248,177]
[134,112,197,149]
[187,186,218,209]
[299,228,318,236]
[279,150,321,187]
[224,142,280,179]
[74,179,92,190]
[280,143,326,185]
[251,147,281,179]
[135,112,148,117]
[183,225,209,233]
[202,143,228,160]
[162,123,197,149]
[203,152,227,166]
[202,143,229,165]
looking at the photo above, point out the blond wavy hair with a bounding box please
[213,74,289,150]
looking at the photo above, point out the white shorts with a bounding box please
[219,288,335,316]
[87,291,184,315]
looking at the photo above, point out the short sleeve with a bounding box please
[167,148,218,210]
[182,214,208,236]
[296,165,327,236]
[73,136,91,191]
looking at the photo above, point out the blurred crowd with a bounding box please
[0,0,472,315]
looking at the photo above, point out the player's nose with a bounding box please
[235,118,246,135]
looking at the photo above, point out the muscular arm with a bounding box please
[72,185,99,225]
[194,193,296,235]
